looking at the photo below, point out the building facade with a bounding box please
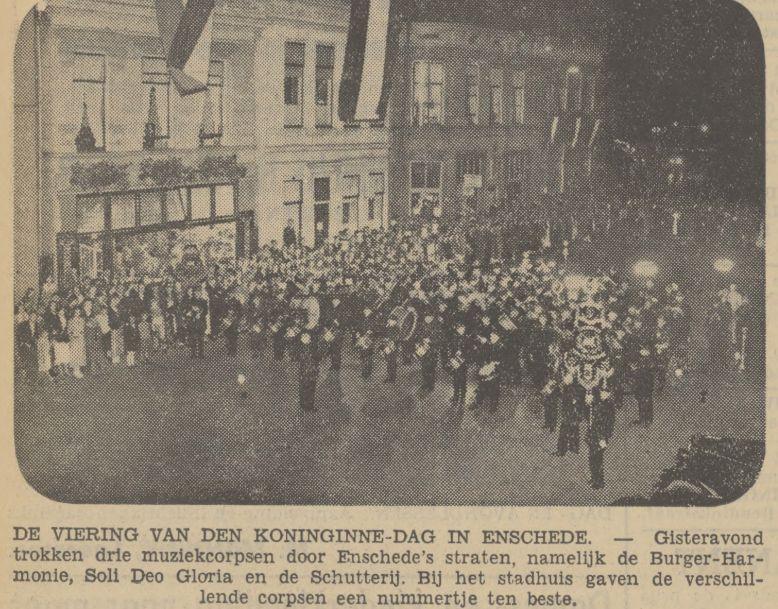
[385,21,607,223]
[14,0,388,297]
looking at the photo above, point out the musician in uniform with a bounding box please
[319,284,344,373]
[448,319,472,412]
[298,330,319,412]
[633,349,656,426]
[247,290,265,359]
[269,284,288,361]
[223,292,242,357]
[418,313,441,395]
[183,286,207,359]
[586,390,615,489]
[555,375,581,455]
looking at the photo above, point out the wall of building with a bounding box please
[254,0,388,246]
[14,0,390,293]
[386,21,605,223]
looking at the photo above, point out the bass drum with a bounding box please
[387,305,418,342]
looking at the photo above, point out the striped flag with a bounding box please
[588,118,602,147]
[548,115,559,144]
[570,117,582,148]
[339,0,404,123]
[155,0,215,96]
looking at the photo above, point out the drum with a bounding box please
[387,305,418,342]
[290,296,320,329]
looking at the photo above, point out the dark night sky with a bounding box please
[404,0,765,199]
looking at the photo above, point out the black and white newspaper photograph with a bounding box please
[1,0,775,607]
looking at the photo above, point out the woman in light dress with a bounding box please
[52,304,71,377]
[68,305,87,378]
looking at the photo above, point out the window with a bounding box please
[141,57,170,140]
[488,68,503,125]
[457,154,485,181]
[165,189,187,222]
[465,63,479,125]
[562,66,583,113]
[77,195,105,233]
[410,162,441,213]
[190,187,212,220]
[139,191,163,226]
[315,45,334,127]
[342,175,359,225]
[200,60,224,144]
[110,194,137,230]
[74,52,106,150]
[314,177,331,203]
[368,172,384,223]
[412,61,444,126]
[512,71,526,124]
[215,185,235,216]
[284,42,305,127]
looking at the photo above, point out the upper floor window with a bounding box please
[284,42,305,127]
[141,57,170,141]
[465,63,479,125]
[562,66,583,113]
[200,60,224,145]
[74,52,106,151]
[512,71,526,125]
[412,61,444,126]
[488,68,503,125]
[315,45,334,128]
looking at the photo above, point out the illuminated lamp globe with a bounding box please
[713,258,735,274]
[632,260,659,279]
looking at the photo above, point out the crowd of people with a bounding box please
[14,197,762,489]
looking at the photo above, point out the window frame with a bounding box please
[409,161,442,213]
[200,59,225,143]
[412,60,445,126]
[141,56,171,141]
[73,51,107,151]
[284,42,306,128]
[512,70,526,125]
[488,67,503,125]
[315,44,335,128]
[465,62,479,125]
[341,174,360,227]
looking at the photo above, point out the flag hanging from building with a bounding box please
[339,0,404,123]
[155,0,215,96]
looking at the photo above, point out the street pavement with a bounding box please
[14,338,764,506]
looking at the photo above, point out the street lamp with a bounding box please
[633,260,659,279]
[713,258,734,274]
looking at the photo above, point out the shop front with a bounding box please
[57,181,254,286]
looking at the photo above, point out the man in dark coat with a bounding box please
[283,219,297,248]
[223,294,242,357]
[298,332,320,412]
[184,288,207,359]
[633,355,656,426]
[586,387,616,490]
